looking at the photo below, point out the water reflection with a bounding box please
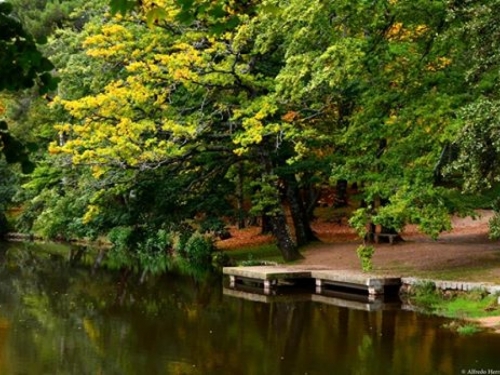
[0,242,499,375]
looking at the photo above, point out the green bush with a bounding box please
[356,245,375,272]
[108,226,135,251]
[182,232,214,267]
[107,227,174,274]
[136,229,174,275]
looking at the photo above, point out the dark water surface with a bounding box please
[0,242,499,375]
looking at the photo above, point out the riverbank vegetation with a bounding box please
[402,281,500,334]
[2,0,500,272]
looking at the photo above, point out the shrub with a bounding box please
[136,229,174,275]
[356,245,375,272]
[181,231,214,267]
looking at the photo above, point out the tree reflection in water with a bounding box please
[0,241,499,375]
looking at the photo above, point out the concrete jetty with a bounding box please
[223,266,401,295]
[223,266,312,294]
[312,270,401,296]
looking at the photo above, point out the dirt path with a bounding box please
[301,210,500,283]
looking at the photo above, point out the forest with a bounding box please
[2,0,500,269]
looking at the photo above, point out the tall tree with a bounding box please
[250,0,470,239]
[448,0,500,237]
[45,0,313,260]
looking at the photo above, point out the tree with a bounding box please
[249,0,472,239]
[447,0,500,238]
[0,1,57,173]
[44,0,310,260]
[0,1,61,237]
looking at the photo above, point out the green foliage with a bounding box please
[451,99,500,192]
[210,251,231,269]
[488,212,500,240]
[109,0,139,15]
[408,282,500,319]
[456,324,482,336]
[136,229,173,275]
[443,321,482,336]
[199,216,230,239]
[181,232,214,267]
[0,159,17,212]
[9,0,86,41]
[107,226,175,273]
[0,121,36,173]
[10,0,500,268]
[249,174,282,217]
[356,245,375,272]
[107,226,135,252]
[0,2,57,93]
[349,208,370,238]
[30,189,96,240]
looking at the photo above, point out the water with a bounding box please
[0,241,499,375]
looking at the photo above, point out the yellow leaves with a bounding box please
[387,115,398,125]
[427,57,453,71]
[91,165,105,179]
[437,57,452,67]
[54,123,71,133]
[126,61,147,73]
[385,110,398,126]
[161,42,206,82]
[415,25,429,36]
[82,204,100,224]
[231,96,283,154]
[387,22,403,40]
[60,78,154,122]
[102,24,132,38]
[294,141,309,156]
[84,23,135,59]
[161,119,196,138]
[48,142,60,155]
[233,23,251,51]
[386,22,429,42]
[243,118,264,142]
[141,0,179,19]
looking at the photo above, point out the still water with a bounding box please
[0,241,499,375]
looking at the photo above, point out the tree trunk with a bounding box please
[269,211,303,261]
[285,176,318,246]
[236,162,246,229]
[302,173,320,221]
[258,147,302,261]
[334,179,348,207]
[261,212,272,234]
[0,212,8,240]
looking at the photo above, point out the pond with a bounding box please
[0,241,499,375]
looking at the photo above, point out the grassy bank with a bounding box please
[225,244,283,265]
[403,281,500,334]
